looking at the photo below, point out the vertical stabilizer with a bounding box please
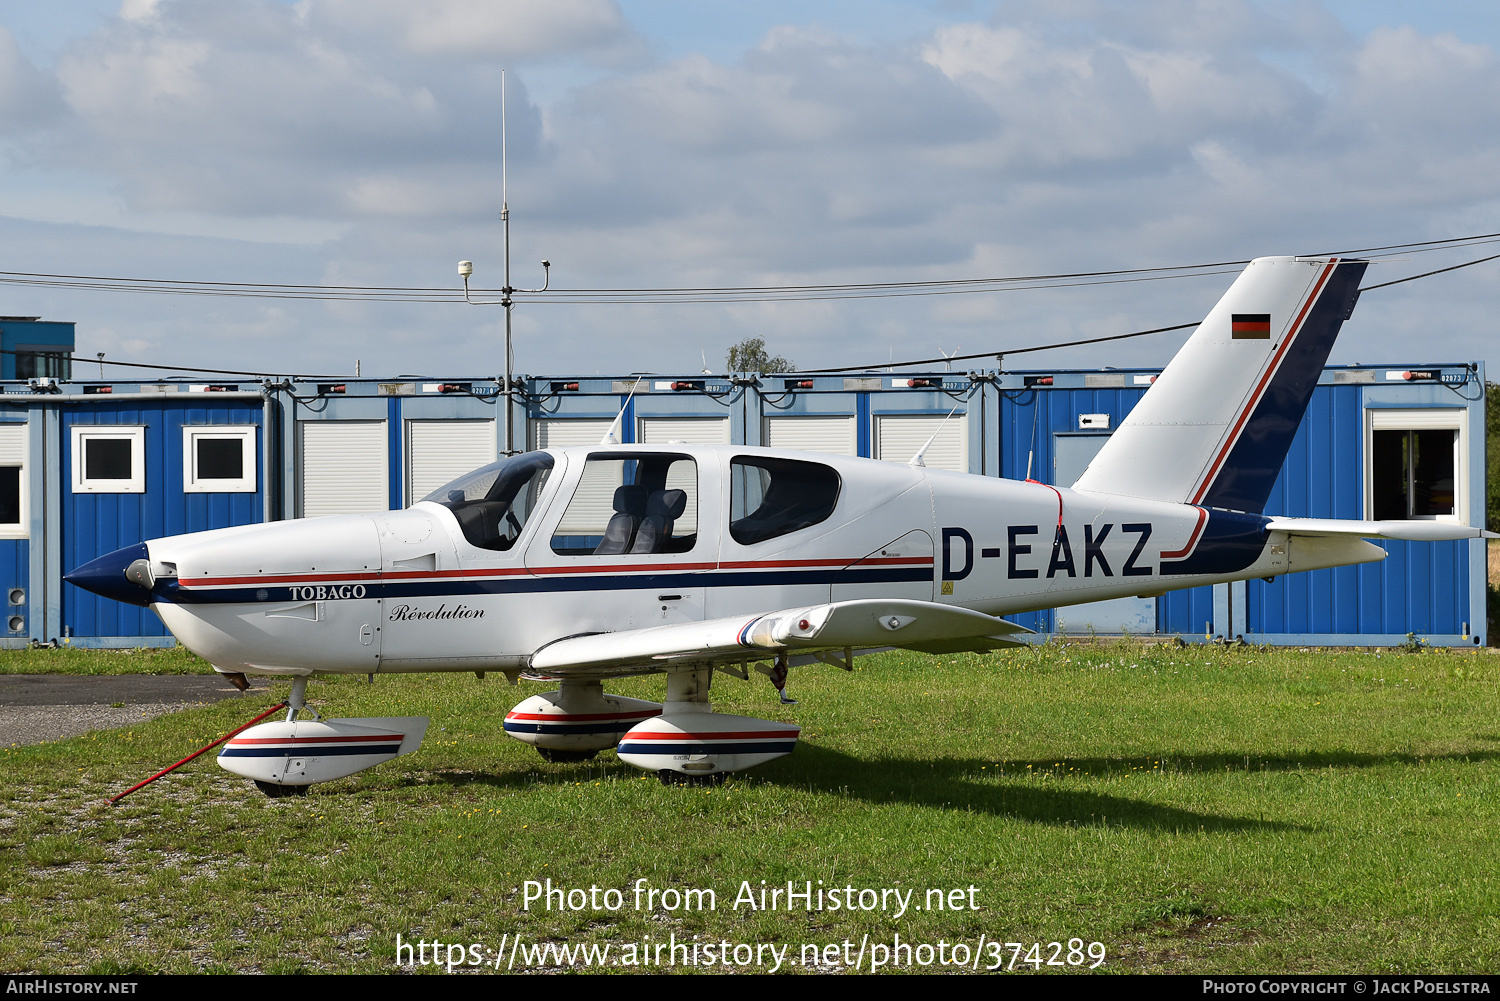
[1071,255,1366,513]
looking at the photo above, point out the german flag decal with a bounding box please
[1231,313,1271,339]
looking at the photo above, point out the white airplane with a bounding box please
[66,255,1492,795]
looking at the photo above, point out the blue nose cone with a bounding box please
[65,542,155,607]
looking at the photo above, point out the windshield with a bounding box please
[421,451,555,551]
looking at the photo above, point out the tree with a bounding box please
[726,337,793,374]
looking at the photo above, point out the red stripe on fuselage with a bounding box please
[1159,506,1207,560]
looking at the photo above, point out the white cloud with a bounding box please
[0,1,1495,378]
[0,24,65,132]
[310,0,642,63]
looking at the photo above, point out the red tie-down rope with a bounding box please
[1025,478,1065,532]
[108,700,289,805]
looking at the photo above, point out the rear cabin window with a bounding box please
[423,451,553,552]
[729,456,841,545]
[551,453,698,556]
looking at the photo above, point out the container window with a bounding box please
[71,426,144,494]
[1366,410,1466,523]
[0,424,25,537]
[183,426,257,493]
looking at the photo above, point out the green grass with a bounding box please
[0,644,206,675]
[3,641,1500,974]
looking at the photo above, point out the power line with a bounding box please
[802,245,1500,374]
[1318,231,1500,258]
[797,323,1202,375]
[4,233,1497,379]
[0,230,1495,306]
[0,260,1244,305]
[1358,250,1500,291]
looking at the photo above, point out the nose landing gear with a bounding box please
[218,676,429,796]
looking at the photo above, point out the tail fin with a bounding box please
[1072,255,1366,513]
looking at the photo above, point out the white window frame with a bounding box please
[71,426,145,494]
[1364,408,1468,524]
[183,425,257,493]
[0,423,27,539]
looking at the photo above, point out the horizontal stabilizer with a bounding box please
[1266,518,1497,542]
[528,599,1033,676]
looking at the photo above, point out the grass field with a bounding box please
[3,640,1499,975]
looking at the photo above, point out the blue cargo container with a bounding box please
[1,362,1483,648]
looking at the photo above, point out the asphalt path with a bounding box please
[0,674,267,746]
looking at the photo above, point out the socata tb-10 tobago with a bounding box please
[66,255,1491,795]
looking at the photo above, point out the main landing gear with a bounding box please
[505,666,801,785]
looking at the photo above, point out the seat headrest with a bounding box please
[649,489,688,518]
[612,485,648,512]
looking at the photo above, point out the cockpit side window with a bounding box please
[421,451,554,552]
[730,456,841,545]
[551,453,698,556]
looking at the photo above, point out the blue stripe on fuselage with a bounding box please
[153,564,934,605]
[1159,509,1270,576]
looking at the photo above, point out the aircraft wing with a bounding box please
[1265,518,1498,542]
[527,598,1034,678]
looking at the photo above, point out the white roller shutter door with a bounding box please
[637,417,730,445]
[875,414,967,471]
[407,420,497,505]
[764,416,856,456]
[301,421,388,517]
[530,419,614,449]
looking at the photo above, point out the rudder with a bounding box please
[1071,255,1367,514]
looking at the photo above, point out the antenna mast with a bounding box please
[458,68,550,457]
[501,69,514,455]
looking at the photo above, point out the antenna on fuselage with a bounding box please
[1024,398,1041,482]
[908,406,961,468]
[601,378,646,445]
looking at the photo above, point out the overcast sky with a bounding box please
[0,0,1495,380]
